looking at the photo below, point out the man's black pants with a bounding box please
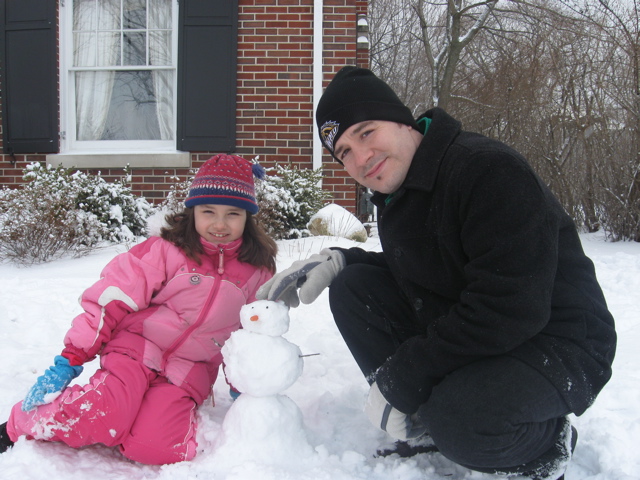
[328,264,571,475]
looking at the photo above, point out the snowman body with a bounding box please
[215,300,312,464]
[222,329,302,396]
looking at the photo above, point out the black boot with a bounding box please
[467,417,577,480]
[506,419,578,480]
[0,422,14,453]
[520,422,577,480]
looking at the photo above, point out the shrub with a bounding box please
[0,163,152,265]
[157,171,195,215]
[69,165,153,241]
[0,185,103,265]
[255,163,331,239]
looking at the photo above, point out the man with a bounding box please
[257,66,616,480]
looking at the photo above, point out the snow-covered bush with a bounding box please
[0,185,102,265]
[158,171,196,215]
[69,165,153,242]
[0,163,152,265]
[255,163,331,239]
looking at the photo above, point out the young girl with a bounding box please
[0,154,277,465]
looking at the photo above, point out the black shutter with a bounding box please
[0,0,57,154]
[177,0,238,152]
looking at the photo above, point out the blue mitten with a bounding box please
[22,356,84,412]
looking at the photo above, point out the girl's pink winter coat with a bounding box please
[60,236,272,405]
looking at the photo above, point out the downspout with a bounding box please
[313,0,323,171]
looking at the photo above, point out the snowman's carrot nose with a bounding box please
[250,315,259,322]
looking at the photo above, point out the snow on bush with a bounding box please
[255,163,331,239]
[0,163,153,265]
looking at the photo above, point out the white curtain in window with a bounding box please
[75,0,120,141]
[149,0,173,140]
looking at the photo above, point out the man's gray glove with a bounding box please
[364,382,427,441]
[256,248,345,307]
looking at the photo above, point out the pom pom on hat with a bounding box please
[185,154,263,214]
[251,163,266,180]
[315,66,419,162]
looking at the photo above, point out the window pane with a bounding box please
[96,32,121,66]
[73,0,96,31]
[149,0,171,29]
[149,31,171,66]
[74,32,96,67]
[75,70,174,141]
[98,0,121,30]
[124,0,146,29]
[75,70,116,141]
[123,32,146,65]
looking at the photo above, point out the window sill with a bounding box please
[46,152,191,169]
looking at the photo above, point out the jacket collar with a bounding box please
[402,107,462,192]
[200,237,243,275]
[200,237,242,259]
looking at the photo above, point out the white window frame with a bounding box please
[57,0,181,159]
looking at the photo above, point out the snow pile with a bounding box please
[307,203,368,242]
[0,231,638,479]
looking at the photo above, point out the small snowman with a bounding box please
[214,300,313,464]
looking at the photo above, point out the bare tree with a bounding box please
[370,0,499,112]
[414,0,498,110]
[369,0,430,115]
[557,0,640,240]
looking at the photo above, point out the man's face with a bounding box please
[333,120,422,194]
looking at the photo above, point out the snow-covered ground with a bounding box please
[0,231,638,480]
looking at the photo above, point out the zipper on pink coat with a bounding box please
[160,248,226,371]
[218,247,225,275]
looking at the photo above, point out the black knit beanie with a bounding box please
[316,66,419,162]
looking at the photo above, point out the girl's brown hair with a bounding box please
[160,208,277,273]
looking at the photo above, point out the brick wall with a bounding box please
[0,1,369,213]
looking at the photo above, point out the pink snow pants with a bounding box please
[7,353,198,465]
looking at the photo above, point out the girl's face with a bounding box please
[194,204,247,245]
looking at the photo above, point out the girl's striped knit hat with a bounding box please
[185,154,265,214]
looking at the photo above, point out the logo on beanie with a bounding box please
[320,120,340,152]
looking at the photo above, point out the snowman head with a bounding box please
[240,300,290,336]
